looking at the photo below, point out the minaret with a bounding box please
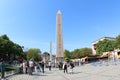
[50,41,52,61]
[56,10,64,63]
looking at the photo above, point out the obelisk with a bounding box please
[50,41,52,61]
[56,10,64,64]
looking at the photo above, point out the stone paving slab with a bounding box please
[6,62,120,80]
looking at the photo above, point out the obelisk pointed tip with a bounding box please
[57,10,61,14]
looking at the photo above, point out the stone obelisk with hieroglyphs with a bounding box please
[56,10,64,63]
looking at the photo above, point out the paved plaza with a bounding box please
[6,61,120,80]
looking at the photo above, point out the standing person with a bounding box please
[0,58,5,80]
[48,61,52,71]
[69,61,75,74]
[19,61,23,74]
[38,61,41,72]
[80,59,84,65]
[34,62,37,72]
[34,62,39,72]
[63,61,68,74]
[28,59,34,75]
[26,60,29,74]
[41,61,44,73]
[22,60,26,74]
[58,62,61,70]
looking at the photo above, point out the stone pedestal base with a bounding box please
[55,57,64,68]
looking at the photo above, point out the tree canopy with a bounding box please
[0,34,23,61]
[96,35,120,55]
[64,48,92,59]
[64,49,71,60]
[114,35,120,49]
[26,48,42,61]
[96,39,114,55]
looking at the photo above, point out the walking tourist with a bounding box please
[26,60,29,74]
[41,61,44,73]
[28,59,34,75]
[48,61,52,71]
[69,61,75,74]
[63,61,68,74]
[38,61,41,72]
[34,62,37,72]
[19,61,23,73]
[22,60,26,74]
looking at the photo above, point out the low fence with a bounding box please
[5,69,19,77]
[0,69,19,79]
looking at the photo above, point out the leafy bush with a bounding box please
[5,65,19,71]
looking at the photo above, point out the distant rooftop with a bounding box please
[102,36,115,39]
[92,36,115,43]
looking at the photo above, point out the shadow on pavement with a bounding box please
[72,72,82,74]
[33,73,47,76]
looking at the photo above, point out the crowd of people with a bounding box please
[19,59,45,75]
[62,61,75,74]
[19,59,75,75]
[0,58,76,80]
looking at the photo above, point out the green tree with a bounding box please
[114,35,120,49]
[0,34,23,61]
[79,48,92,57]
[0,35,14,60]
[12,43,23,60]
[70,48,92,59]
[0,34,10,40]
[64,49,71,60]
[71,49,80,59]
[26,48,42,61]
[96,39,114,55]
[42,51,49,62]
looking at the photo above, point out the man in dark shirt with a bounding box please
[41,61,44,73]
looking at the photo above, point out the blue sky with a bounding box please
[0,0,120,54]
